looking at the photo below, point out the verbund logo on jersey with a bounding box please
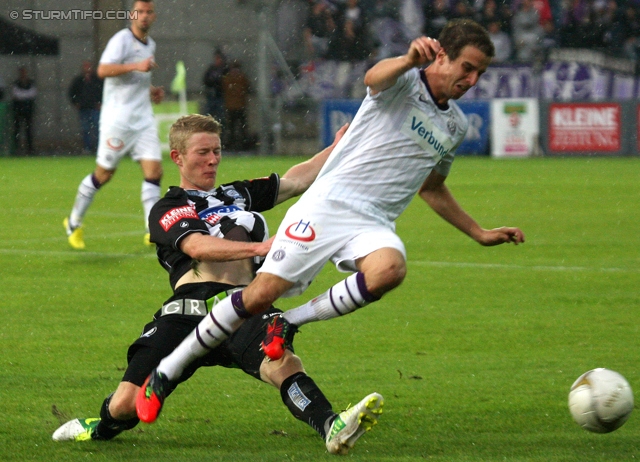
[402,107,454,159]
[285,220,316,242]
[160,206,198,231]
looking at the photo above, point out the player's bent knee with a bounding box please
[108,384,139,420]
[260,351,304,388]
[367,261,406,295]
[109,394,137,420]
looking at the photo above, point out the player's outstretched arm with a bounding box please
[418,171,525,246]
[276,123,349,204]
[365,36,441,95]
[179,233,274,262]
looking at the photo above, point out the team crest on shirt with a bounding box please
[106,137,124,151]
[222,189,242,200]
[271,249,286,262]
[284,220,316,242]
[447,114,457,135]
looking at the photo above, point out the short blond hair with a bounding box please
[169,114,221,154]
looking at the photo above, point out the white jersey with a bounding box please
[302,67,468,224]
[99,28,156,131]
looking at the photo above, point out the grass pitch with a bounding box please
[0,154,638,461]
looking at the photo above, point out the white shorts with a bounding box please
[96,124,162,170]
[258,199,406,297]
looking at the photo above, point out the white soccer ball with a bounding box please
[568,368,634,433]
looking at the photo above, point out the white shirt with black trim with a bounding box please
[99,28,156,130]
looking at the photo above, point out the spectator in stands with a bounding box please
[399,0,426,41]
[11,66,37,155]
[221,60,251,151]
[303,0,337,59]
[478,0,511,31]
[424,0,451,38]
[622,4,640,60]
[68,61,104,153]
[202,48,228,125]
[450,0,478,21]
[487,19,513,62]
[560,0,594,48]
[539,18,558,59]
[532,0,553,25]
[340,0,372,61]
[512,0,543,62]
[364,0,410,59]
[598,0,628,56]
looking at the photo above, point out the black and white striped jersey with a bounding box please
[149,173,280,290]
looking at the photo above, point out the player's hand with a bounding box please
[256,235,276,257]
[330,123,349,148]
[150,85,165,104]
[407,36,441,67]
[138,56,159,72]
[477,227,525,246]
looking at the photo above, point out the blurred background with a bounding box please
[0,0,639,157]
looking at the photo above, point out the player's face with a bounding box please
[441,45,491,100]
[176,132,222,191]
[131,1,156,33]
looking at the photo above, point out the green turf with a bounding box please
[1,154,638,461]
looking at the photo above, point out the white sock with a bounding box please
[283,272,379,326]
[141,180,161,230]
[69,174,99,228]
[157,295,246,381]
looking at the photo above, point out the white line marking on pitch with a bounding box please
[408,260,638,273]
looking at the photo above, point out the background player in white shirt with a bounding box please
[137,19,526,421]
[64,0,164,249]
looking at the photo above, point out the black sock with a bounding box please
[280,372,336,439]
[93,393,140,441]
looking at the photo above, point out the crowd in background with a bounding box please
[302,0,640,65]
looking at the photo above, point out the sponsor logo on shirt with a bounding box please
[284,220,316,242]
[199,205,241,226]
[159,205,198,231]
[402,107,454,159]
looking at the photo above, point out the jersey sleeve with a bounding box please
[149,188,208,250]
[226,173,280,213]
[99,30,126,64]
[368,67,416,102]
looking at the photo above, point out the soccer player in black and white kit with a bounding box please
[64,0,165,249]
[138,19,525,431]
[53,115,383,455]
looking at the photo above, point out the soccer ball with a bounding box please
[568,368,634,433]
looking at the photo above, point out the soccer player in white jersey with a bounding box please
[137,19,526,423]
[64,0,164,249]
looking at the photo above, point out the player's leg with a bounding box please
[228,308,340,444]
[54,314,198,440]
[65,126,130,249]
[133,126,163,245]
[152,273,293,382]
[281,229,406,328]
[262,352,337,437]
[261,338,384,454]
[64,165,115,250]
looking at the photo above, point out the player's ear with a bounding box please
[170,149,183,166]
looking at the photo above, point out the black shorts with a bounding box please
[122,282,287,392]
